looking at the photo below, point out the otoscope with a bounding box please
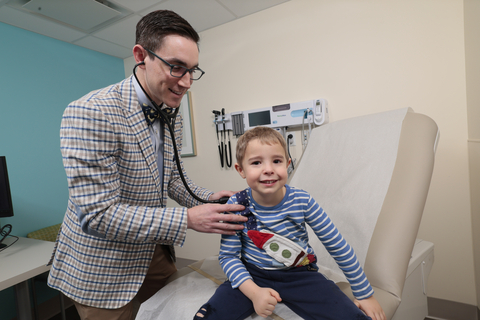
[212,110,224,167]
[222,108,232,168]
[133,62,229,204]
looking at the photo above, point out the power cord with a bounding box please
[287,134,295,171]
[0,224,18,252]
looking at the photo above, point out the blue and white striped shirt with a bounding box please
[219,185,374,300]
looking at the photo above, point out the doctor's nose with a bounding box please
[178,72,193,88]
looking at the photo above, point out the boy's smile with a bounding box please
[235,139,291,207]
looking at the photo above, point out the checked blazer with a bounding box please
[47,75,212,309]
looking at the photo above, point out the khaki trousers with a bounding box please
[74,245,177,320]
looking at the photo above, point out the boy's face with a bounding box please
[235,139,291,207]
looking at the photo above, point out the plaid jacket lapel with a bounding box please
[121,76,164,200]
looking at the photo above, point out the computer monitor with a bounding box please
[0,156,14,218]
[0,156,14,249]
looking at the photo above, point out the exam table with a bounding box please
[136,108,438,320]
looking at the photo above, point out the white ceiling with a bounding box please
[0,0,290,59]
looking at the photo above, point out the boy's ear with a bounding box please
[288,158,292,167]
[235,163,246,179]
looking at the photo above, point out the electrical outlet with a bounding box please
[288,133,296,146]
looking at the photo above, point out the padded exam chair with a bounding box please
[27,223,66,320]
[289,108,438,320]
[136,108,439,320]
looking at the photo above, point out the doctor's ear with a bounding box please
[235,163,246,179]
[133,45,148,65]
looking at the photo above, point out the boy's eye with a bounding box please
[273,159,282,164]
[251,161,260,165]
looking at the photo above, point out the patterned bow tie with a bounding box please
[141,103,175,126]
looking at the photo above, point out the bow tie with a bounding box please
[141,103,175,126]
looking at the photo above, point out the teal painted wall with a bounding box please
[0,22,125,320]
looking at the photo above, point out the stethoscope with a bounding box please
[133,62,229,204]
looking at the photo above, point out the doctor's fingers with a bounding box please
[218,203,245,214]
[219,212,248,224]
[208,221,245,235]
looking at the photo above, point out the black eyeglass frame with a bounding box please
[145,48,205,81]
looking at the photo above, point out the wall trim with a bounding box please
[427,297,479,320]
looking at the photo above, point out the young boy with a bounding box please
[194,127,386,320]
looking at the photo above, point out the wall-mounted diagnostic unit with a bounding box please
[222,99,328,136]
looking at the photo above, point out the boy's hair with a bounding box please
[136,10,200,59]
[236,126,289,167]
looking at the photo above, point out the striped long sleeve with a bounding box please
[219,185,373,300]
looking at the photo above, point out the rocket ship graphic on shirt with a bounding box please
[247,230,316,267]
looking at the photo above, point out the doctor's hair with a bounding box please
[136,10,200,57]
[236,126,289,167]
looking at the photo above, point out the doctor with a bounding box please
[48,10,246,320]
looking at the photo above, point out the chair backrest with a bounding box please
[289,109,438,319]
[363,111,437,316]
[27,223,62,242]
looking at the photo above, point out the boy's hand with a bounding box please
[354,296,386,320]
[251,287,282,318]
[239,279,282,318]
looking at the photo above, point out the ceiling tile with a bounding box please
[219,0,289,18]
[0,5,86,42]
[23,0,122,30]
[110,0,167,13]
[0,0,291,59]
[145,0,236,32]
[74,35,133,59]
[93,14,142,49]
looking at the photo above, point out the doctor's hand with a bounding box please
[187,203,246,235]
[354,296,386,320]
[208,190,238,201]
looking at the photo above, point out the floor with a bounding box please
[49,307,80,320]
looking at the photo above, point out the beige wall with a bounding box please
[125,0,476,306]
[465,0,480,309]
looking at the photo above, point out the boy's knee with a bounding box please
[194,304,211,319]
[195,308,207,318]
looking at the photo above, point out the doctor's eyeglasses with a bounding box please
[146,49,205,81]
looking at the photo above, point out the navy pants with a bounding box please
[193,263,372,320]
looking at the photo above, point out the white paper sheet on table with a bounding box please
[136,256,299,320]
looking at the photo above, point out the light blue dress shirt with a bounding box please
[132,76,165,194]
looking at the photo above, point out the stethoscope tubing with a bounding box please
[133,62,228,204]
